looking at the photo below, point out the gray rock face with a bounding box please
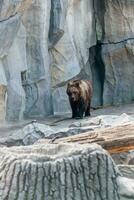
[0,0,53,121]
[95,0,134,106]
[0,0,134,121]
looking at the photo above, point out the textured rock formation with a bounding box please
[0,143,134,200]
[0,0,134,121]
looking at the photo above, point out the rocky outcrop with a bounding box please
[0,0,134,121]
[0,143,134,200]
[0,144,131,200]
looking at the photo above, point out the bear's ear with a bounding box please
[66,82,71,94]
[66,87,71,95]
[66,88,69,94]
[75,80,81,87]
[67,81,73,87]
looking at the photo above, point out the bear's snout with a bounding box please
[69,95,75,101]
[71,96,75,101]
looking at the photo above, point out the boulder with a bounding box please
[0,143,133,199]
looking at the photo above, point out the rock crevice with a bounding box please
[100,37,134,45]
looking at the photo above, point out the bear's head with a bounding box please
[66,80,81,102]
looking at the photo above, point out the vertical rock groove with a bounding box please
[89,44,105,107]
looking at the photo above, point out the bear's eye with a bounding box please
[68,92,71,96]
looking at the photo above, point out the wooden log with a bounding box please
[40,122,134,154]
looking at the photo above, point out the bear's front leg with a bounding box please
[72,108,78,118]
[85,100,91,117]
[70,101,78,118]
[77,98,85,119]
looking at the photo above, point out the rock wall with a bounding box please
[95,0,134,106]
[0,0,134,121]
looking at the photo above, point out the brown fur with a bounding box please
[66,80,92,119]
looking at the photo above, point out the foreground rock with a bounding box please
[0,113,133,147]
[70,113,134,128]
[0,121,94,146]
[40,122,134,155]
[0,143,134,200]
[118,165,134,179]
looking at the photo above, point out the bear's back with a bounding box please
[79,80,92,99]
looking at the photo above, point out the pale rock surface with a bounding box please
[0,143,133,199]
[70,113,134,128]
[118,165,134,179]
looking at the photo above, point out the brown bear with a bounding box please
[66,80,92,119]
